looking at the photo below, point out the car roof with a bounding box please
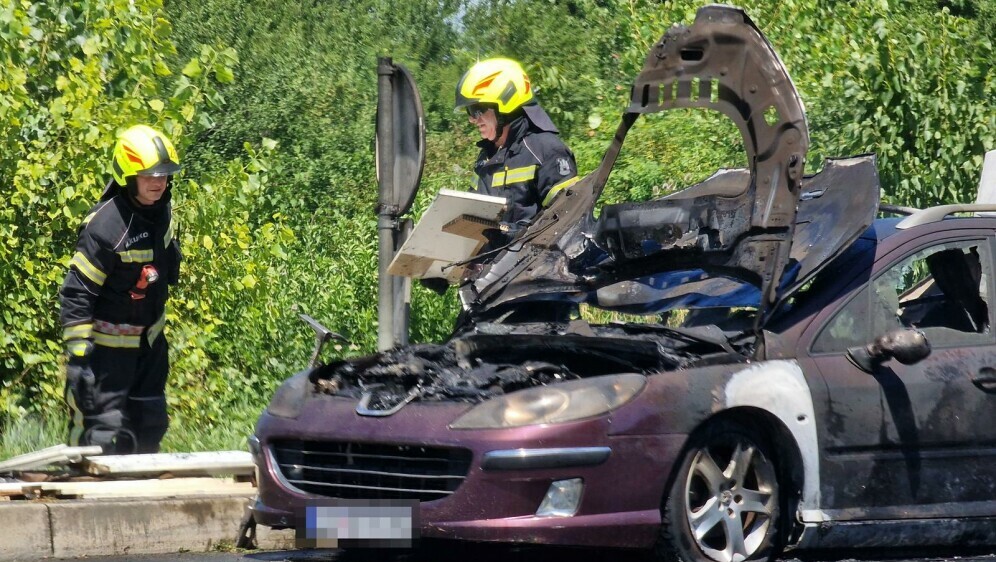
[868,205,996,243]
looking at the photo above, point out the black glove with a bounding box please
[419,277,449,296]
[66,340,96,414]
[480,230,502,253]
[481,222,512,250]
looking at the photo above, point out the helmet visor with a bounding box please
[465,103,494,119]
[137,159,182,177]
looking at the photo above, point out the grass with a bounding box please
[0,413,67,460]
[0,400,265,461]
[160,400,263,453]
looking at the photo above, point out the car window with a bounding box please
[812,239,993,353]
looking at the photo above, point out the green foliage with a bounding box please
[0,413,65,459]
[0,402,259,458]
[1,0,993,446]
[830,3,995,206]
[727,0,994,205]
[165,0,466,215]
[0,0,234,418]
[167,139,301,424]
[160,398,261,453]
[590,0,994,205]
[458,0,624,132]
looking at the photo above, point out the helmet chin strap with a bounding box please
[490,107,524,145]
[491,122,510,145]
[495,110,511,128]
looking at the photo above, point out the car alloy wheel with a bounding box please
[657,420,781,562]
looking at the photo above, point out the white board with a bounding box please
[0,477,254,499]
[83,451,253,477]
[388,189,506,283]
[977,150,996,204]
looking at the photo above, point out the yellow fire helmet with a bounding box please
[455,58,533,115]
[111,124,182,186]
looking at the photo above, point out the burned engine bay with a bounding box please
[309,321,749,414]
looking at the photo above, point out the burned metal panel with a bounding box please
[595,169,753,261]
[628,6,808,231]
[468,6,810,328]
[605,4,809,321]
[805,229,996,514]
[590,272,760,316]
[722,360,821,513]
[812,347,996,514]
[784,156,880,291]
[793,517,996,549]
[587,156,879,317]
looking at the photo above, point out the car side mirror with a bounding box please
[847,328,931,372]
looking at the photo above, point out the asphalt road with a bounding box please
[53,547,996,562]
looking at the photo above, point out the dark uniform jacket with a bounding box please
[472,109,578,227]
[60,190,181,347]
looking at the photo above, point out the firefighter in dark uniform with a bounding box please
[445,59,579,324]
[455,57,579,247]
[60,124,182,454]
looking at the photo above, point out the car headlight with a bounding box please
[266,371,311,419]
[449,374,646,429]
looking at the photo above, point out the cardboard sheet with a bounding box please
[388,189,506,283]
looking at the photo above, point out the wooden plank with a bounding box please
[0,445,103,472]
[0,482,30,497]
[0,477,254,499]
[83,451,253,477]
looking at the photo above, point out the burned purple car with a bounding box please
[250,6,996,561]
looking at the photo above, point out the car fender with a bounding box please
[721,359,820,514]
[610,359,820,515]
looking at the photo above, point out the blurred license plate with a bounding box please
[298,500,418,548]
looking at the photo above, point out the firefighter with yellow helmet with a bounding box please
[59,124,182,454]
[456,58,578,244]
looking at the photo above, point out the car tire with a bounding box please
[655,419,782,562]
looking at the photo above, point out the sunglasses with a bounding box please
[466,104,491,119]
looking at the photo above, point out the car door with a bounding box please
[805,233,996,520]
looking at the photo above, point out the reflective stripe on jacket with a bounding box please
[60,192,180,347]
[472,115,578,226]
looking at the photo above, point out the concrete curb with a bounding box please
[0,494,295,560]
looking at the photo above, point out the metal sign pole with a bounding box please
[376,57,397,351]
[375,58,425,351]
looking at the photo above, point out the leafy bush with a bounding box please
[0,0,234,418]
[831,3,995,206]
[734,0,994,205]
[2,0,993,448]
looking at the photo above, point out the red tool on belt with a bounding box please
[130,265,159,300]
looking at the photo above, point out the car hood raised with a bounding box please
[461,5,876,330]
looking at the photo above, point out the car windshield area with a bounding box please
[581,270,758,330]
[813,240,993,352]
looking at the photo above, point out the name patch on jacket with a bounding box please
[126,232,150,248]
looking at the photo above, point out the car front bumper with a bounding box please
[250,396,686,548]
